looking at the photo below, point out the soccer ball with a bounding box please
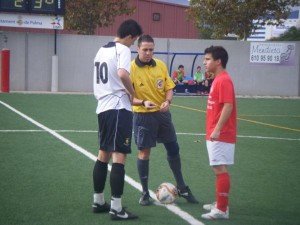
[156,182,177,204]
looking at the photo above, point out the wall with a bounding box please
[1,31,300,96]
[93,0,199,39]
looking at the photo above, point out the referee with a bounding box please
[131,34,199,206]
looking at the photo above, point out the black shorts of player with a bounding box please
[98,109,132,154]
[133,111,177,150]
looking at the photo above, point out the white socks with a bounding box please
[111,197,122,212]
[94,193,122,212]
[93,193,105,205]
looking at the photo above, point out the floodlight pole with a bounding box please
[54,29,57,55]
[51,28,58,92]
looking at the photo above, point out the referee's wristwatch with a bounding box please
[166,99,172,105]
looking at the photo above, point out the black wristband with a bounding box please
[142,100,146,106]
[166,99,172,105]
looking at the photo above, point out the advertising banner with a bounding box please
[250,42,296,65]
[0,13,63,29]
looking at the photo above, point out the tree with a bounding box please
[269,26,300,41]
[65,0,135,35]
[187,0,300,40]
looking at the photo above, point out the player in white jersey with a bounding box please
[92,19,142,221]
[94,42,132,113]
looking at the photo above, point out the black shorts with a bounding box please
[98,109,133,154]
[133,111,177,150]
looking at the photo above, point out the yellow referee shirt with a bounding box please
[131,57,175,113]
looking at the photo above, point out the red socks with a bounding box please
[216,172,230,212]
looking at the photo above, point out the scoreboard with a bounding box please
[0,0,65,15]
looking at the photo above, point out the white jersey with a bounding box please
[93,42,132,114]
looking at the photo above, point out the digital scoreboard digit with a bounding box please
[0,0,27,13]
[0,0,65,15]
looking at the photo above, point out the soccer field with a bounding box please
[0,93,299,225]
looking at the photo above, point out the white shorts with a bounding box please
[206,141,235,166]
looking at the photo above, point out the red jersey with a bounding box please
[206,71,237,143]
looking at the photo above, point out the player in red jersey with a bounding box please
[201,46,237,220]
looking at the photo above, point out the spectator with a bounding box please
[194,66,204,83]
[173,65,185,84]
[201,72,214,95]
[194,66,204,94]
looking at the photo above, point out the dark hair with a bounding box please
[178,65,184,69]
[137,34,154,46]
[204,46,228,68]
[197,66,201,69]
[117,19,143,39]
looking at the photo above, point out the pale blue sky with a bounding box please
[157,0,189,6]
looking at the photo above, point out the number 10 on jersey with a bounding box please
[95,62,108,84]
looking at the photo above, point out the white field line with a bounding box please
[1,129,299,141]
[0,101,204,225]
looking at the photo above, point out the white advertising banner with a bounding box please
[250,42,296,65]
[0,13,64,30]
